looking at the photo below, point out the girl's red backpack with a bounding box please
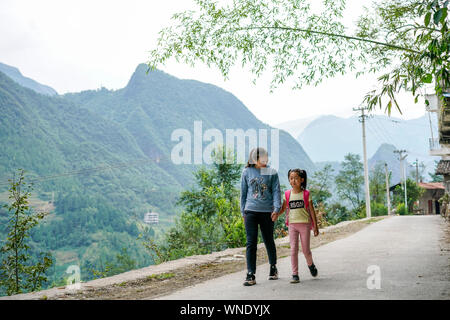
[284,189,315,230]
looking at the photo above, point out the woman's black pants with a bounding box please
[244,211,277,274]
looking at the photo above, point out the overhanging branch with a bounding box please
[230,26,421,54]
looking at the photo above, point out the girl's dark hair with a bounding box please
[246,147,268,168]
[288,168,307,189]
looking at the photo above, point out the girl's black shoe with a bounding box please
[290,275,300,283]
[308,263,318,277]
[243,272,256,286]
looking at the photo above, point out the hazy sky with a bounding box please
[0,0,428,126]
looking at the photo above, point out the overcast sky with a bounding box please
[0,0,428,126]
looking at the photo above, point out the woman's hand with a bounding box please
[271,212,278,222]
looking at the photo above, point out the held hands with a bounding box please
[313,227,319,237]
[271,211,279,222]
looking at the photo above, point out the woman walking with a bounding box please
[240,147,281,286]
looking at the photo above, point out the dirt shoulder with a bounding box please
[439,216,450,251]
[38,216,387,300]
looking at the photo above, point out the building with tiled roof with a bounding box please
[436,159,450,175]
[417,182,445,215]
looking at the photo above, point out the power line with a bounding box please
[370,118,391,144]
[378,118,405,148]
[407,150,436,158]
[372,117,398,147]
[0,156,165,187]
[366,121,385,147]
[371,120,394,146]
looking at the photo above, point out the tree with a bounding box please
[143,147,246,262]
[176,166,217,219]
[309,164,335,207]
[157,184,246,261]
[335,153,364,210]
[148,0,449,115]
[429,160,444,182]
[138,226,166,265]
[176,146,242,219]
[90,247,137,278]
[211,146,243,200]
[357,1,449,113]
[392,178,425,212]
[370,162,387,204]
[0,170,53,296]
[326,203,353,225]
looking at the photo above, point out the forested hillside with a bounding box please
[0,64,315,293]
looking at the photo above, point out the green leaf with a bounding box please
[422,73,433,83]
[434,9,444,25]
[440,8,448,23]
[425,12,432,26]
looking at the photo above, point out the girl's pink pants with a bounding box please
[289,222,313,275]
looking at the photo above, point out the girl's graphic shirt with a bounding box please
[240,166,281,215]
[283,190,311,223]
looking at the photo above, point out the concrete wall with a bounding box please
[418,189,444,215]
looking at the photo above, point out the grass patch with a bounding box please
[364,217,385,224]
[146,272,175,281]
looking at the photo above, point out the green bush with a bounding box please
[396,203,408,215]
[371,202,388,216]
[326,203,352,225]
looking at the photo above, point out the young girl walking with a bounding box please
[240,147,281,286]
[274,169,319,283]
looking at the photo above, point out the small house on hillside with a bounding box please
[417,182,445,215]
[144,211,159,224]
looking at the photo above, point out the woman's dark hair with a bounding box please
[288,168,307,189]
[246,147,268,168]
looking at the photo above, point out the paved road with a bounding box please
[154,216,450,300]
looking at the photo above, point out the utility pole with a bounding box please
[384,163,391,216]
[394,149,408,213]
[354,106,371,218]
[415,158,419,184]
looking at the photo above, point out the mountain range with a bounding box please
[277,113,439,180]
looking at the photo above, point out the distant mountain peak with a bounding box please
[124,64,182,97]
[376,143,397,152]
[0,62,57,96]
